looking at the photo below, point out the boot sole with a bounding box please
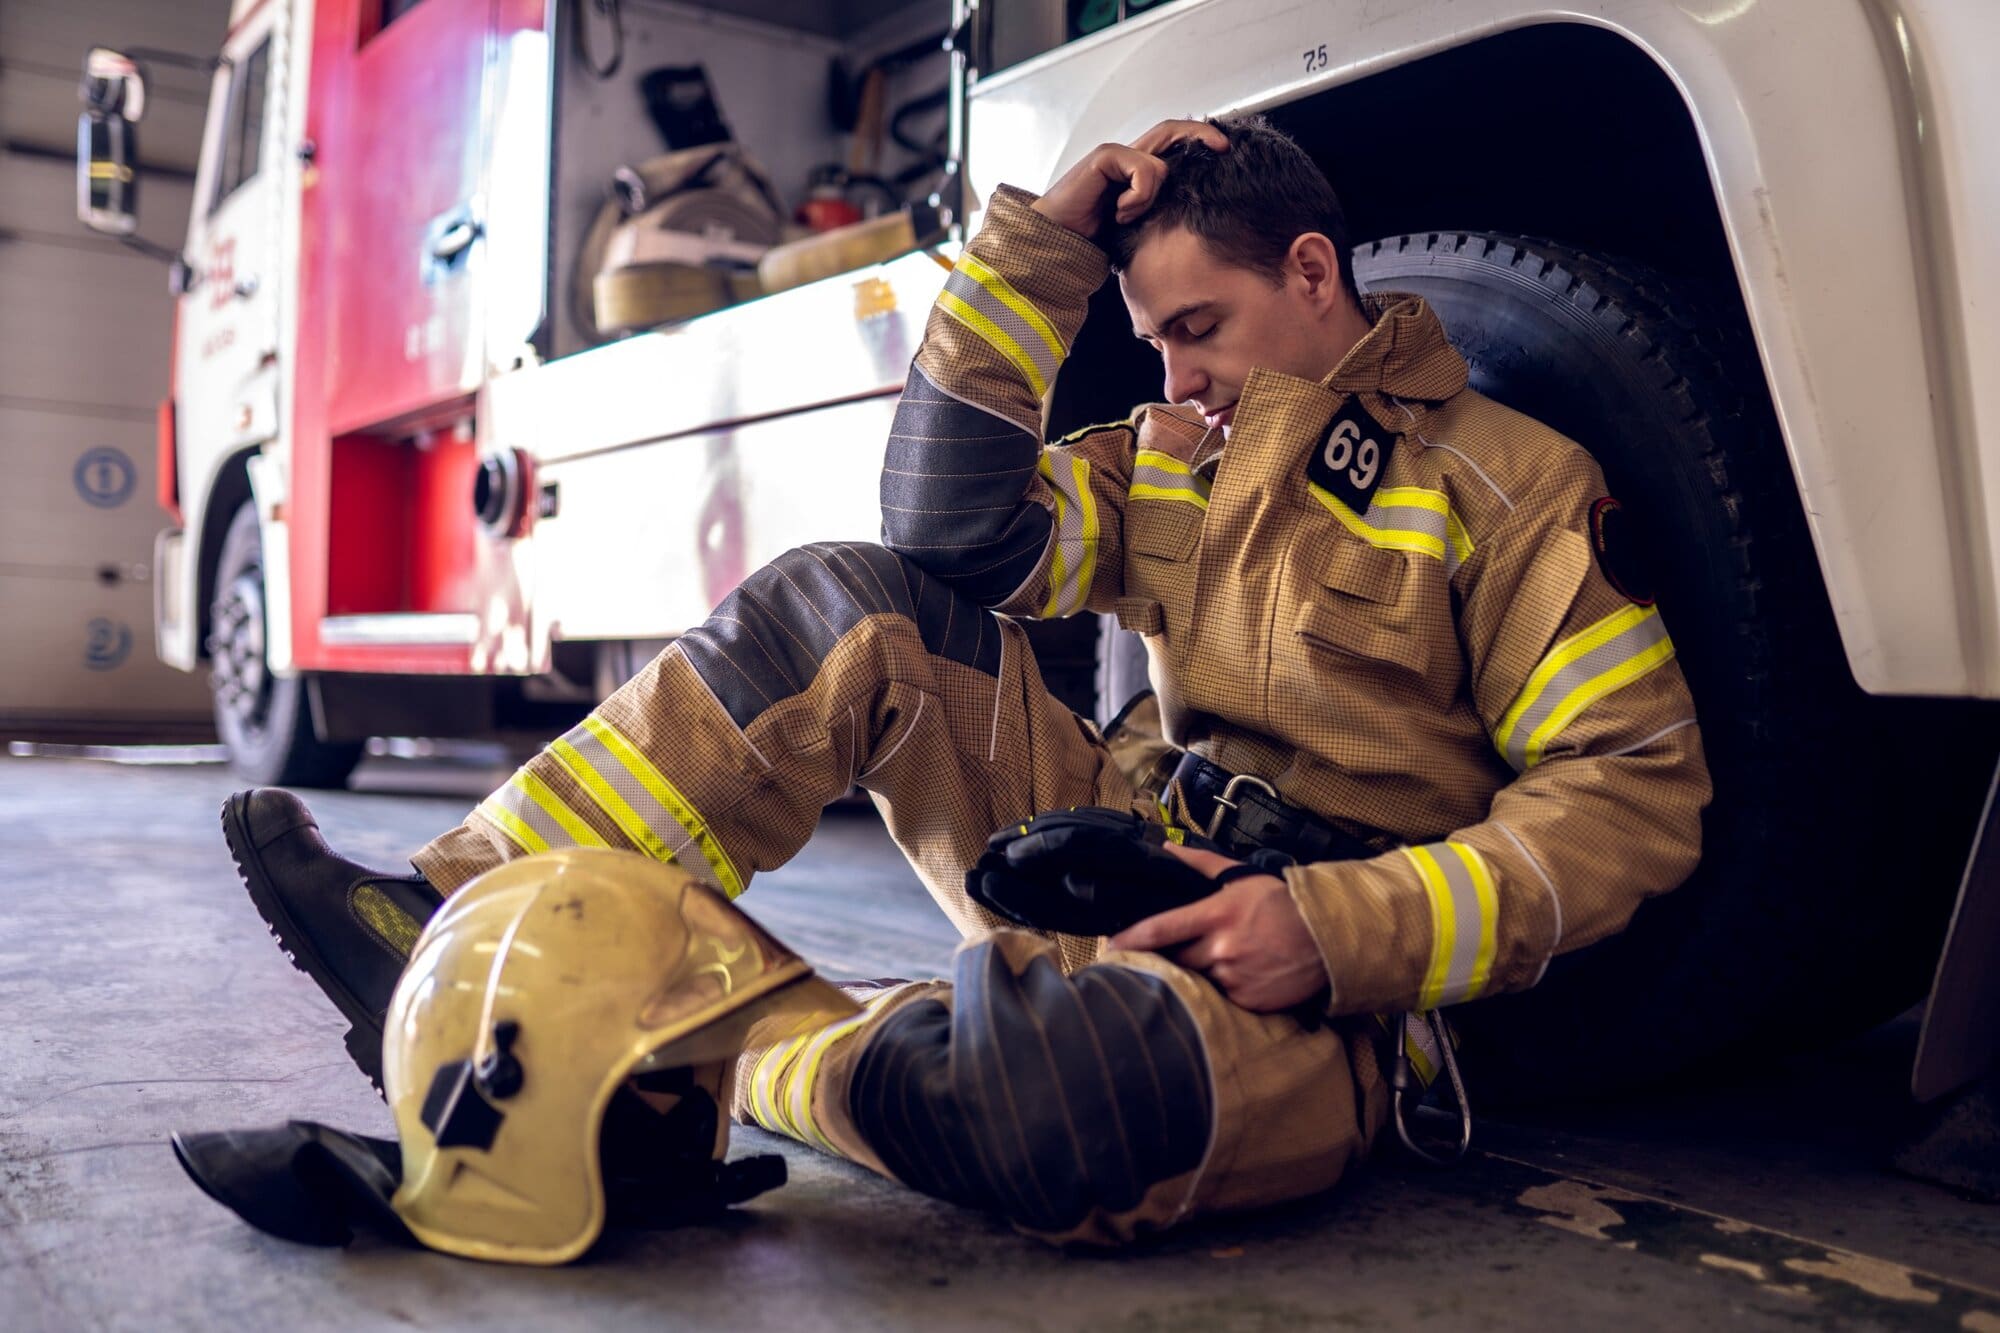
[221,792,386,1097]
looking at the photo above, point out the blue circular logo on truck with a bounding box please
[85,619,132,671]
[75,448,136,509]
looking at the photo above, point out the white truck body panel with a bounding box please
[486,246,950,653]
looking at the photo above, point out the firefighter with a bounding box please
[222,114,1709,1246]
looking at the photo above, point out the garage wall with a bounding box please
[0,0,229,738]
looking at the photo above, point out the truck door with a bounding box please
[179,24,281,512]
[291,0,548,671]
[302,0,546,428]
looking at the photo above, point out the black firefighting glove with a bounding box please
[967,806,1294,937]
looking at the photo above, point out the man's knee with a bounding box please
[675,543,1002,733]
[846,937,1213,1235]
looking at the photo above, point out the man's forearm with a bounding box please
[878,186,1107,605]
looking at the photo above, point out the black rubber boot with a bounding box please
[221,789,444,1094]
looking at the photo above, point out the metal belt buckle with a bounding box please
[1204,773,1279,843]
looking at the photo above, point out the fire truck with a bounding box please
[80,1,2000,1100]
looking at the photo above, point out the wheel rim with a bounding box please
[210,567,273,742]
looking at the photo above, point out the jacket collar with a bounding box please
[1322,292,1468,404]
[1179,293,1466,472]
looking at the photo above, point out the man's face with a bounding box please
[1120,224,1339,435]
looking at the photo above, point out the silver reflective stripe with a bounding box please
[1365,494,1465,575]
[1404,1012,1443,1087]
[553,722,723,890]
[1433,845,1487,1006]
[1130,458,1211,504]
[1038,453,1091,616]
[1500,608,1673,771]
[942,267,1061,395]
[486,777,567,852]
[1308,483,1473,573]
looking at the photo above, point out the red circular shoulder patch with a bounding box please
[1590,497,1655,606]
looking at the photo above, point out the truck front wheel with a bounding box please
[207,502,362,789]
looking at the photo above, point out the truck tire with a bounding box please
[1349,233,2000,1101]
[208,502,362,789]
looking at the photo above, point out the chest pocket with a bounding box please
[1292,541,1429,673]
[1127,497,1203,561]
[1119,497,1204,638]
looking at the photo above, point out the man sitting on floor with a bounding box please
[222,114,1708,1245]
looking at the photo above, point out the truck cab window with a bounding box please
[209,39,269,214]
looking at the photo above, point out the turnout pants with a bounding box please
[413,542,1387,1243]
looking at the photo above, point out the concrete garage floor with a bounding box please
[4,750,1999,1331]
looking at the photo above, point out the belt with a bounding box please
[1169,752,1377,864]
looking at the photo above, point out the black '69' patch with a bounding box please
[1306,397,1395,513]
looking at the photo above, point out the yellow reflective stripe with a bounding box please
[1493,604,1675,770]
[1134,448,1195,477]
[1071,451,1099,614]
[748,1038,791,1137]
[1035,452,1098,618]
[513,770,610,849]
[1402,1013,1441,1086]
[1496,603,1652,750]
[583,716,745,898]
[1374,486,1448,514]
[1454,842,1500,1001]
[788,988,907,1154]
[1373,1012,1442,1088]
[1037,454,1070,619]
[1525,633,1677,769]
[937,289,1046,398]
[1130,450,1212,509]
[1405,840,1501,1008]
[1307,483,1474,572]
[1309,484,1447,561]
[749,1031,817,1143]
[475,797,547,855]
[955,251,1066,362]
[554,720,731,891]
[1376,488,1475,565]
[1404,844,1457,1011]
[548,736,670,862]
[786,1027,847,1153]
[752,988,909,1154]
[1129,483,1209,509]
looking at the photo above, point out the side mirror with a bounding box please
[76,49,146,237]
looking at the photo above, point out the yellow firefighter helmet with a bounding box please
[382,846,856,1264]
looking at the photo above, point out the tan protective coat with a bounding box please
[948,187,1712,1019]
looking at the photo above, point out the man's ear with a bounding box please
[1287,232,1344,312]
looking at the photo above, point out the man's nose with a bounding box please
[1161,351,1208,409]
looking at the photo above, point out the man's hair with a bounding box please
[1103,114,1360,306]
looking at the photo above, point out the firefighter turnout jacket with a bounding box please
[880,186,1713,1020]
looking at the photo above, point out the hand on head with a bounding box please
[1031,119,1229,239]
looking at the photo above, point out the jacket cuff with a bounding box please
[967,184,1112,349]
[1282,852,1436,1018]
